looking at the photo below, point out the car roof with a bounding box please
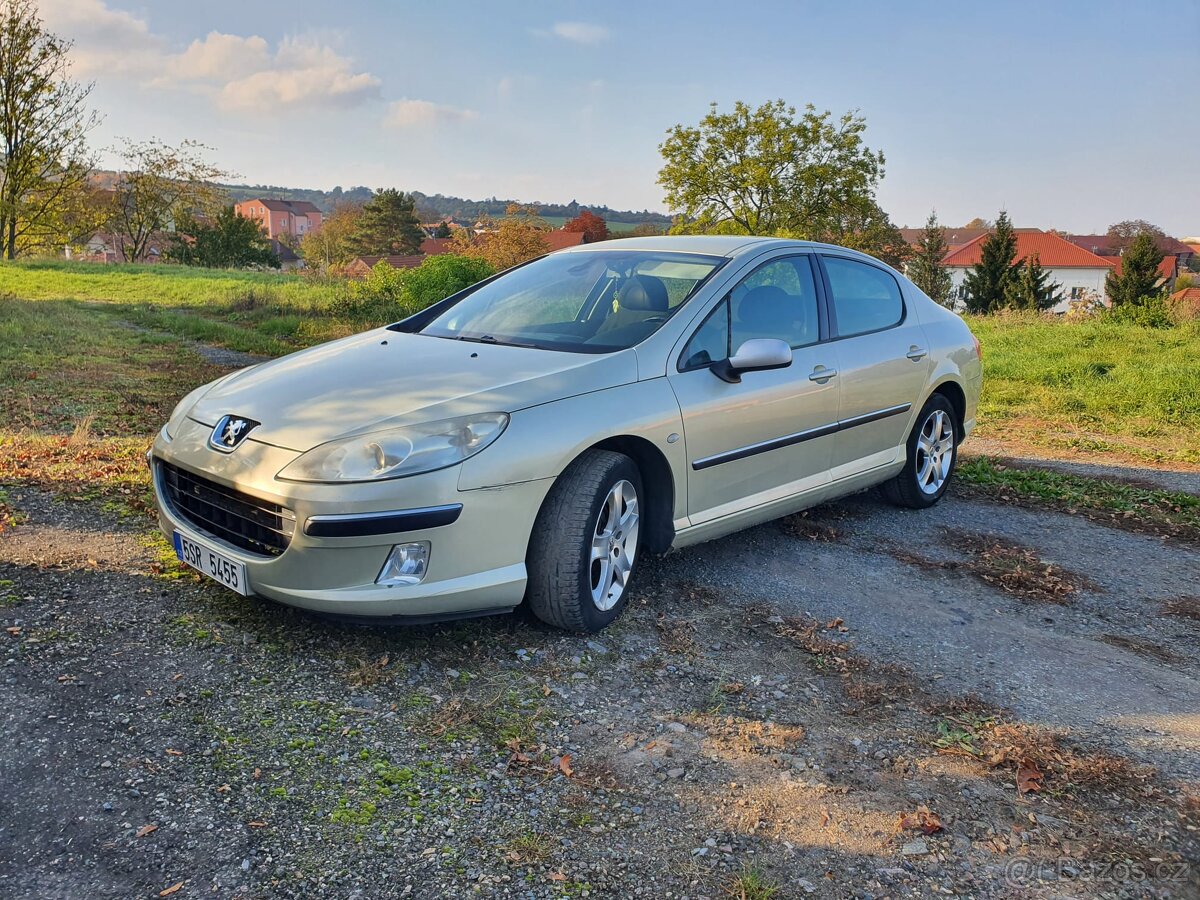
[557,234,877,261]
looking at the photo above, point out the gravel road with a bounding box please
[1,481,1197,899]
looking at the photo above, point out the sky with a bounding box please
[38,0,1200,235]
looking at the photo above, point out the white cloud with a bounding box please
[39,1,381,113]
[550,22,610,44]
[385,99,477,129]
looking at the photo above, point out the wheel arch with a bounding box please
[928,378,967,442]
[585,435,676,554]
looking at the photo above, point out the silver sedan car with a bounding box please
[151,236,981,632]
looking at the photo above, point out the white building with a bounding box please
[942,231,1115,312]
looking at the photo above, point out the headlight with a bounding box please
[276,413,509,483]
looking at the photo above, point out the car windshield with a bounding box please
[417,250,724,353]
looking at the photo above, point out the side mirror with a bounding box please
[710,338,793,383]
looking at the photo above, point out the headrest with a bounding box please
[619,275,669,311]
[736,285,791,330]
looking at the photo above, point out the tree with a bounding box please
[110,138,227,262]
[168,205,279,269]
[564,209,609,243]
[962,211,1017,313]
[1106,219,1166,253]
[1106,232,1164,307]
[908,211,953,306]
[349,188,424,256]
[1004,253,1062,310]
[433,220,452,238]
[299,200,361,271]
[963,217,991,229]
[657,100,890,251]
[0,0,100,258]
[450,204,550,270]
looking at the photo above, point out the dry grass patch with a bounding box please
[0,431,154,518]
[1098,634,1182,663]
[888,529,1092,605]
[928,698,1155,799]
[686,715,805,758]
[1161,595,1200,621]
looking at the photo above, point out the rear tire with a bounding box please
[882,394,959,509]
[525,449,644,633]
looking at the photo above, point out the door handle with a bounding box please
[906,346,928,361]
[808,367,837,383]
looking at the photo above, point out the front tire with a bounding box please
[525,449,643,632]
[882,394,959,509]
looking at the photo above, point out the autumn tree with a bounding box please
[564,209,608,243]
[450,204,550,270]
[0,0,100,258]
[433,220,452,238]
[299,200,361,270]
[1004,253,1062,310]
[962,211,1017,314]
[658,99,902,260]
[1106,232,1165,307]
[908,211,953,306]
[963,217,991,229]
[109,138,228,262]
[349,188,424,256]
[1106,219,1166,253]
[168,205,279,269]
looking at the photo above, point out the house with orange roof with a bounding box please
[234,198,323,240]
[941,231,1117,312]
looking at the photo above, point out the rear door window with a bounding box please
[822,256,904,337]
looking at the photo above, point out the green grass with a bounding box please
[957,456,1200,542]
[0,297,224,433]
[966,313,1200,465]
[1,260,358,356]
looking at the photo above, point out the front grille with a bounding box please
[158,461,294,557]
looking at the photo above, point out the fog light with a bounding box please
[376,542,429,586]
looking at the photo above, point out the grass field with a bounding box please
[966,313,1200,466]
[2,263,1198,468]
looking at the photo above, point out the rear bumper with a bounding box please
[151,420,552,618]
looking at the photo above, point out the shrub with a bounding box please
[1104,294,1173,329]
[331,255,496,324]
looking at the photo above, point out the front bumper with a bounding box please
[151,418,552,619]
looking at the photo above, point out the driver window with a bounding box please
[728,256,820,349]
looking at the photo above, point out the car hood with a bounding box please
[188,328,639,451]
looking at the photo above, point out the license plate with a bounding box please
[173,530,249,595]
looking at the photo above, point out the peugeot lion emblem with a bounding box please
[209,415,259,453]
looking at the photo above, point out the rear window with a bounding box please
[823,256,904,337]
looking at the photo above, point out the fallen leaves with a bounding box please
[1017,759,1045,795]
[164,749,183,757]
[897,805,944,835]
[558,754,574,778]
[135,823,159,838]
[159,883,183,897]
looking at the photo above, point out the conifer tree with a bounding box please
[350,188,424,256]
[1004,253,1062,310]
[962,210,1017,313]
[908,210,953,306]
[1106,233,1165,307]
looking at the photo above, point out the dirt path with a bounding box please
[1,485,1197,898]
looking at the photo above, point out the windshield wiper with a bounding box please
[454,334,540,349]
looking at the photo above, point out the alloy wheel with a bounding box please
[590,479,640,611]
[915,409,954,495]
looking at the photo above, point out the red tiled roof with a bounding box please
[1170,287,1200,303]
[942,231,1116,268]
[346,255,425,274]
[544,231,586,250]
[899,226,1042,253]
[420,237,453,255]
[1108,255,1177,280]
